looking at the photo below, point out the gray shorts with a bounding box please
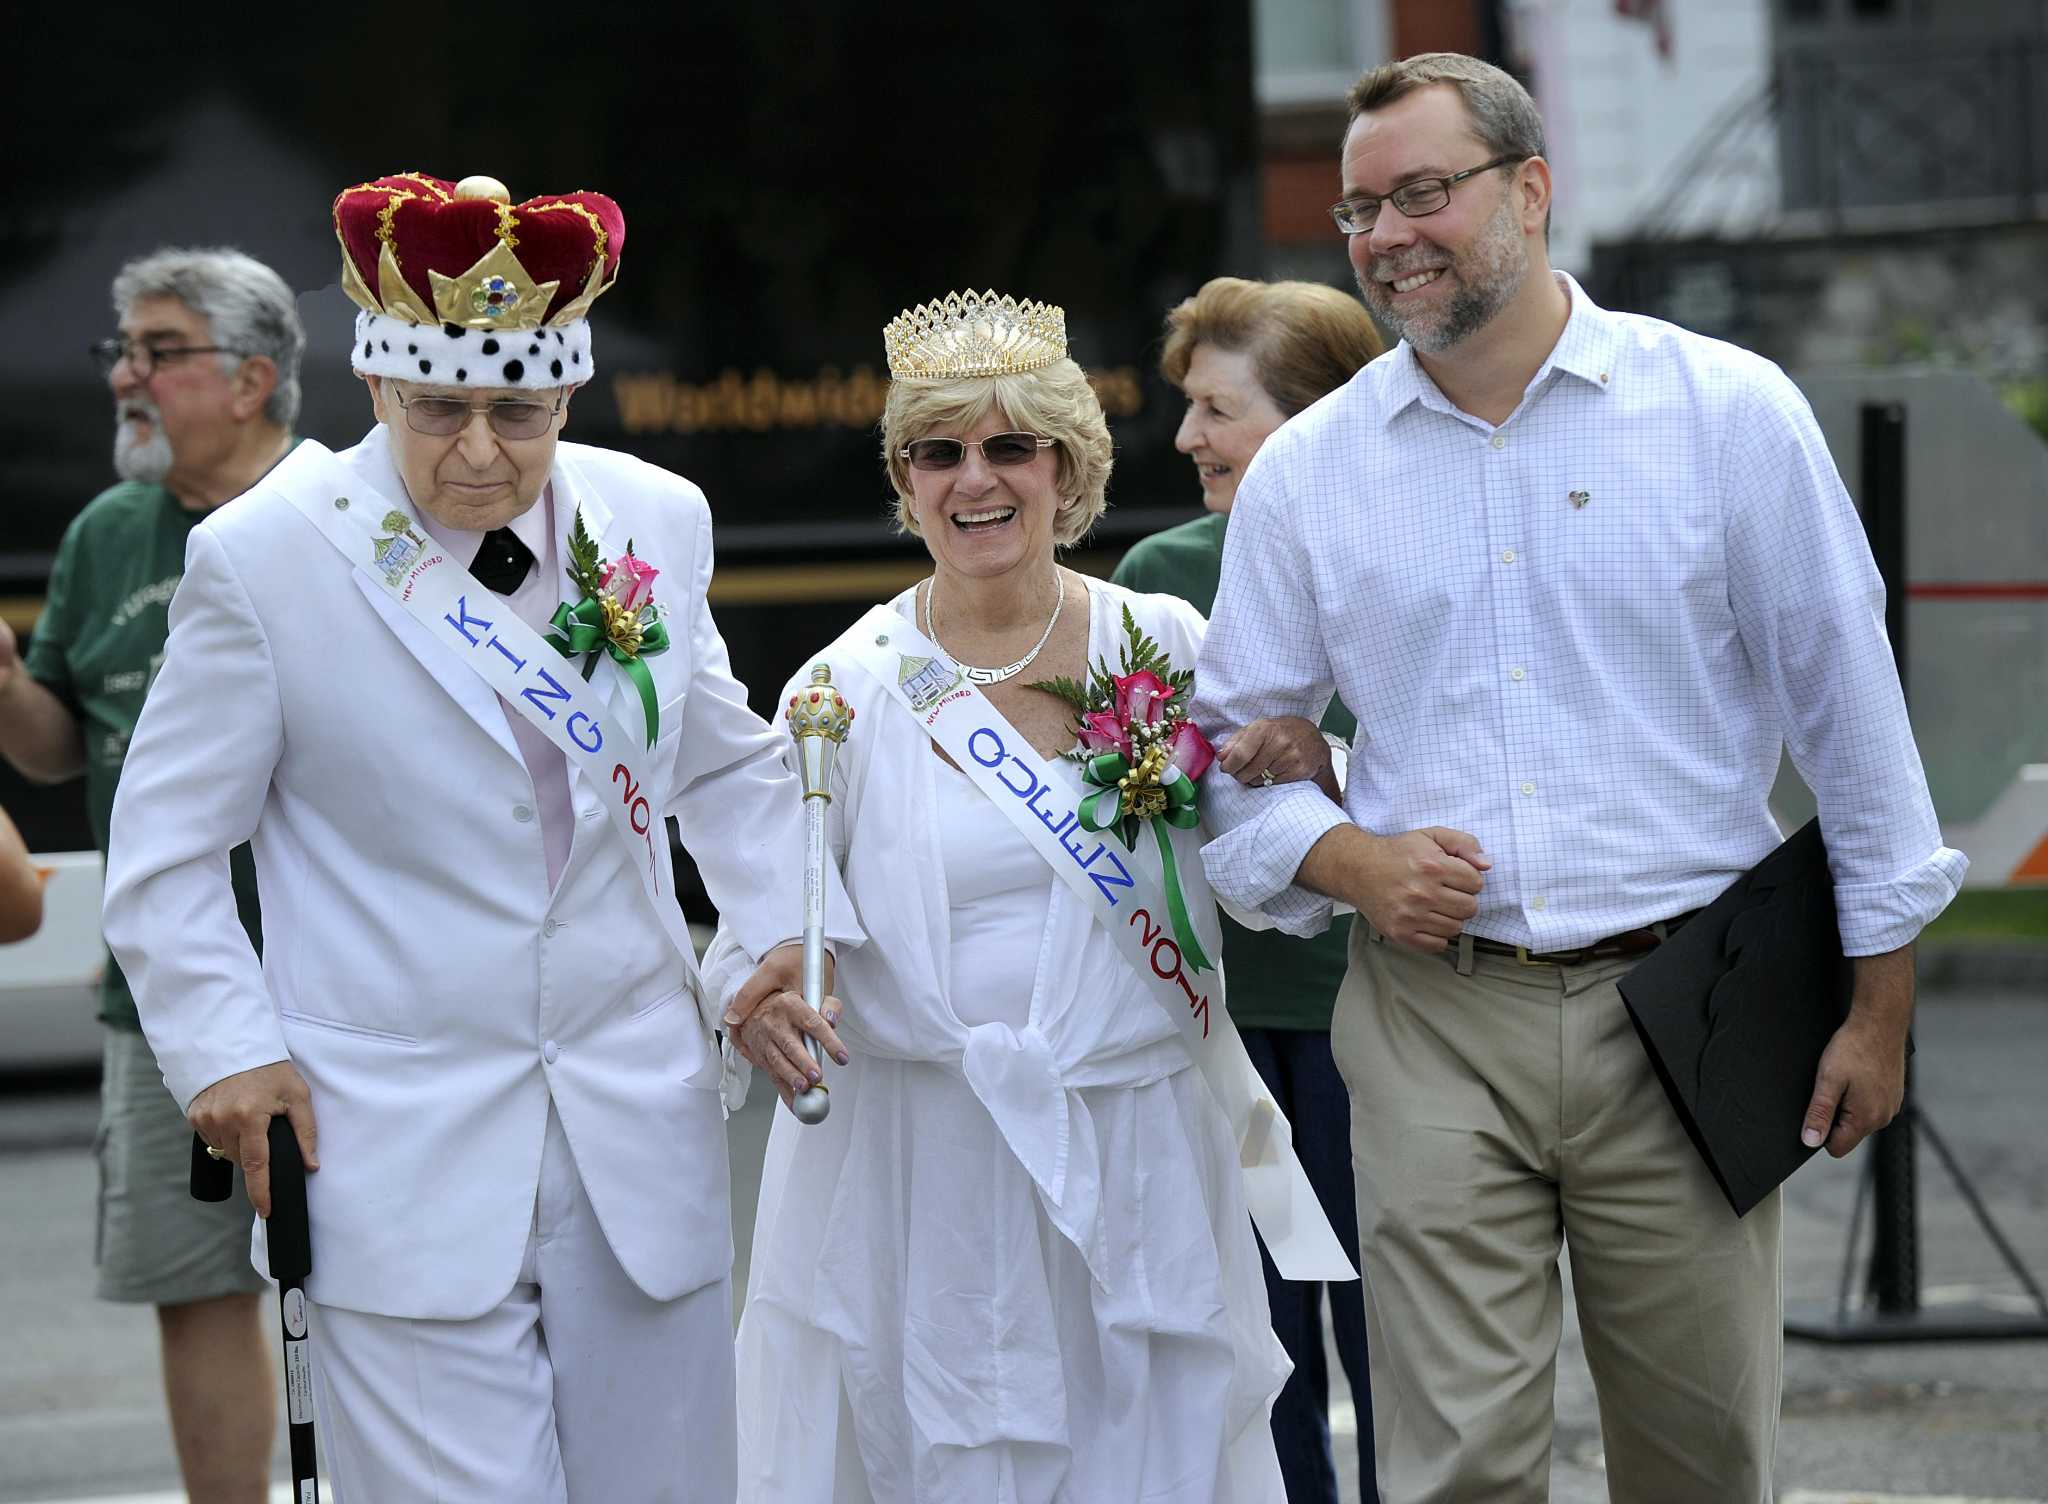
[95,1027,267,1305]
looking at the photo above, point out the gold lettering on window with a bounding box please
[611,364,1145,435]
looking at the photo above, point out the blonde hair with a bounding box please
[880,358,1113,547]
[1159,277,1384,417]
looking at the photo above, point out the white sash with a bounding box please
[270,441,738,1095]
[847,605,1355,1282]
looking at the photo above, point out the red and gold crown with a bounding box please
[334,172,624,390]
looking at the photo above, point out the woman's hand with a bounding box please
[1217,716,1339,800]
[722,941,849,1105]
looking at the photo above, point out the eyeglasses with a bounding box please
[1328,155,1526,235]
[900,432,1055,472]
[389,386,566,440]
[89,337,247,378]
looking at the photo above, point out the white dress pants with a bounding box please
[307,1102,737,1502]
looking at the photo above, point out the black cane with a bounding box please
[191,1120,319,1501]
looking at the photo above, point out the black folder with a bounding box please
[1616,819,1852,1218]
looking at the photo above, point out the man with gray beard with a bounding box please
[1192,52,1962,1503]
[0,247,302,1503]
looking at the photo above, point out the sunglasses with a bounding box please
[900,431,1054,472]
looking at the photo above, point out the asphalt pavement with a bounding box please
[1,987,2042,1502]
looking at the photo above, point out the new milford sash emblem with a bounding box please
[898,653,961,714]
[371,510,427,586]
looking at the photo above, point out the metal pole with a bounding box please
[1863,402,1908,700]
[1859,402,1919,1315]
[1865,1063,1920,1314]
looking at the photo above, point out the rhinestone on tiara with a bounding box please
[883,289,1067,380]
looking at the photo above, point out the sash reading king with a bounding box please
[260,439,726,1087]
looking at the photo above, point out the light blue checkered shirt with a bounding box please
[1193,275,1965,956]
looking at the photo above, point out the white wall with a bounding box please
[1512,0,1779,273]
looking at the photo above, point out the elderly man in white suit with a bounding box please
[101,172,855,1502]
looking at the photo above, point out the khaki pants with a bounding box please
[1331,926,1781,1503]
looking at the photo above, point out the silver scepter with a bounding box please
[783,663,853,1125]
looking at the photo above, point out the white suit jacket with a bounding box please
[102,425,859,1320]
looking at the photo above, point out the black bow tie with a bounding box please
[471,527,535,595]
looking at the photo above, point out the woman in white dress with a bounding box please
[710,290,1333,1503]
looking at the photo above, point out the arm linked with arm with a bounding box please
[1188,462,1349,935]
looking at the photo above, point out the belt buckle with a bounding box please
[1516,943,1585,967]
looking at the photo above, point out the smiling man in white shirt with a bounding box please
[1192,52,1965,1504]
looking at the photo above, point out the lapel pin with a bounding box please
[1569,490,1591,509]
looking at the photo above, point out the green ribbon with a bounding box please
[545,595,670,747]
[1078,751,1131,834]
[1076,751,1213,974]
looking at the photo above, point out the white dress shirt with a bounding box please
[1193,274,1965,957]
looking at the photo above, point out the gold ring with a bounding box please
[205,1145,228,1161]
[1258,768,1276,787]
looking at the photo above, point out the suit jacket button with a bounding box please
[543,1039,560,1064]
[513,804,534,823]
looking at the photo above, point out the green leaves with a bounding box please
[1027,601,1196,761]
[565,508,606,598]
[1028,675,1094,714]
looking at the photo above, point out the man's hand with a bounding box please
[723,941,848,1104]
[1801,946,1915,1158]
[0,617,85,783]
[1301,824,1492,953]
[188,1059,318,1219]
[1219,716,1339,800]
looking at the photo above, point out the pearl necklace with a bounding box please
[922,571,1065,685]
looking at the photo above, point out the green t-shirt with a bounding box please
[1112,511,1355,1031]
[26,479,264,1030]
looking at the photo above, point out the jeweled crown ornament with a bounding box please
[334,171,625,391]
[884,289,1067,380]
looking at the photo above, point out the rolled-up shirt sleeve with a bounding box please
[1191,444,1351,935]
[1724,366,1967,954]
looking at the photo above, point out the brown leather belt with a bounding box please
[1465,912,1696,967]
